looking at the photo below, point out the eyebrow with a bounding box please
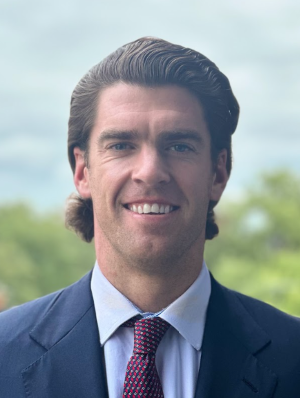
[97,129,204,145]
[97,130,139,145]
[159,130,204,143]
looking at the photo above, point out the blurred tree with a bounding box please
[205,170,300,316]
[0,204,95,307]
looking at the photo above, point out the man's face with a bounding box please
[74,83,227,273]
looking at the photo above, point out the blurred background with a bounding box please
[0,0,299,313]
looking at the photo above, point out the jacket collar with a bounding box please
[21,271,278,398]
[22,272,109,398]
[194,274,277,398]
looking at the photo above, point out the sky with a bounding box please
[1,0,299,210]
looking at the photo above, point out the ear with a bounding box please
[210,149,229,202]
[73,147,91,198]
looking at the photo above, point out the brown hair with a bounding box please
[66,37,239,242]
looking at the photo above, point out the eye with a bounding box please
[109,143,133,151]
[169,144,192,152]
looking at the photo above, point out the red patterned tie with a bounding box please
[123,317,170,397]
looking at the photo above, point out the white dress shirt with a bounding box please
[91,261,211,398]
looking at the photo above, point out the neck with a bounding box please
[94,240,204,312]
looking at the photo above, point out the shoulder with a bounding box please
[0,271,93,341]
[234,288,300,369]
[209,274,300,357]
[233,288,300,392]
[207,276,300,395]
[211,277,300,379]
[0,272,93,395]
[230,285,300,337]
[0,289,63,340]
[210,274,300,334]
[0,290,63,395]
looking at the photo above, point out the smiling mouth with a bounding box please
[124,203,179,214]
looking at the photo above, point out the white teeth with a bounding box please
[129,203,174,214]
[151,204,160,213]
[143,204,151,213]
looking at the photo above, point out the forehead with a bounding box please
[92,83,209,138]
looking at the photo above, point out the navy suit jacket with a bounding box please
[1,271,300,397]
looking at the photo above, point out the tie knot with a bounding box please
[132,317,170,355]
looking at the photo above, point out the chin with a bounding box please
[123,244,184,273]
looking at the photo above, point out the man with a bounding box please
[0,37,299,398]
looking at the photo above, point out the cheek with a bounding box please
[177,164,210,188]
[181,172,213,206]
[89,163,130,203]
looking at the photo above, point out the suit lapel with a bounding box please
[22,273,109,398]
[194,276,277,398]
[20,270,279,397]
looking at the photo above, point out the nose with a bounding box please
[131,147,171,186]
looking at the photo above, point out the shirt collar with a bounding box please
[159,262,211,350]
[91,264,140,345]
[91,261,211,350]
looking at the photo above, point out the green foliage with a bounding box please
[0,204,95,307]
[205,170,300,316]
